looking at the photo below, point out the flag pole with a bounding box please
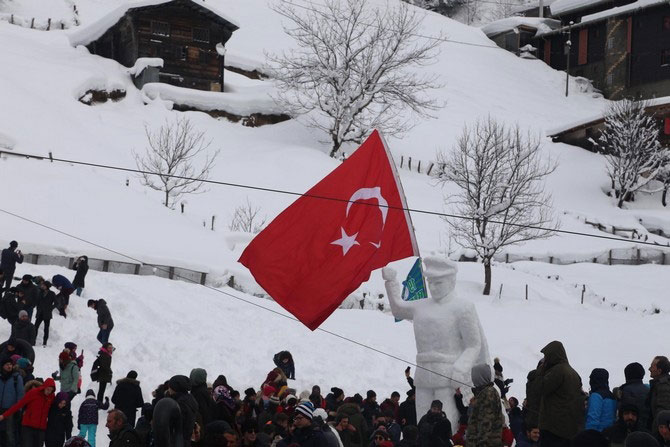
[376,130,421,259]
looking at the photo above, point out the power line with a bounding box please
[2,149,668,250]
[0,206,476,389]
[281,0,504,50]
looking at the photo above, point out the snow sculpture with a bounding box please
[382,256,490,425]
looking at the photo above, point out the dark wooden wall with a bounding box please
[630,4,670,87]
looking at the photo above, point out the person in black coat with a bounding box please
[189,368,214,430]
[72,256,89,297]
[272,351,295,380]
[167,375,198,447]
[93,343,114,404]
[11,310,36,346]
[34,281,56,347]
[0,241,23,291]
[88,299,114,345]
[111,371,144,427]
[46,392,74,447]
[16,275,38,319]
[0,288,21,324]
[399,389,417,427]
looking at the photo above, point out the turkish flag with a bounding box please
[238,130,419,330]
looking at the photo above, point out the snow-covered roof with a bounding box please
[581,0,670,22]
[550,0,611,16]
[481,17,561,37]
[547,95,670,136]
[512,0,559,13]
[68,0,240,47]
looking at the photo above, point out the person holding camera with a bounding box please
[0,241,23,292]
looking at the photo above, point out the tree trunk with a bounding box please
[483,259,492,295]
[329,135,342,158]
[165,190,169,207]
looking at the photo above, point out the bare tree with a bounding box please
[599,99,664,208]
[270,0,442,157]
[134,116,219,208]
[228,198,267,233]
[487,0,521,21]
[434,118,557,295]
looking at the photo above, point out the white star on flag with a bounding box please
[330,227,360,255]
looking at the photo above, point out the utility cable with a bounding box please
[0,207,476,389]
[2,149,668,250]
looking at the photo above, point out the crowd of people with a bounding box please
[0,240,669,447]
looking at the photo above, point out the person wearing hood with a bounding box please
[524,358,544,431]
[111,371,144,427]
[273,351,295,380]
[466,363,503,446]
[45,392,73,447]
[0,241,23,292]
[34,281,56,347]
[538,341,585,446]
[0,356,24,447]
[615,362,650,429]
[327,387,345,413]
[189,368,214,431]
[585,368,617,432]
[337,400,368,447]
[52,350,80,399]
[11,311,36,347]
[77,390,110,447]
[0,378,57,447]
[167,375,198,447]
[417,400,452,447]
[72,256,89,297]
[15,275,38,320]
[87,299,114,345]
[602,403,646,447]
[92,343,114,404]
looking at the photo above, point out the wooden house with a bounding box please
[535,0,670,99]
[69,0,239,92]
[482,17,560,55]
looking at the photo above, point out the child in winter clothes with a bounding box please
[45,392,73,447]
[77,390,110,447]
[0,378,57,447]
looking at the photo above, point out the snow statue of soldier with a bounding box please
[382,256,490,426]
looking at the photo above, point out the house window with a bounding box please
[151,21,170,37]
[193,27,210,43]
[176,46,188,61]
[662,49,670,66]
[198,49,209,64]
[663,16,670,30]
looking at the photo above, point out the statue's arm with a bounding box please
[454,305,483,376]
[382,267,414,321]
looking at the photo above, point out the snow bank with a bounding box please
[480,17,560,37]
[141,82,284,116]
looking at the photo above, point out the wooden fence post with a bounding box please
[637,248,641,264]
[525,284,528,300]
[608,250,612,265]
[417,160,421,173]
[549,256,554,264]
[10,14,14,24]
[30,18,35,28]
[200,272,207,285]
[505,253,509,263]
[498,284,503,300]
[47,18,51,30]
[103,260,109,272]
[400,156,404,168]
[581,285,585,304]
[169,266,175,280]
[408,157,412,170]
[134,264,140,275]
[426,162,434,176]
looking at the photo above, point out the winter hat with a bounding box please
[572,429,608,447]
[168,375,191,393]
[21,274,32,282]
[430,400,443,411]
[190,368,207,386]
[87,299,96,308]
[9,241,17,248]
[471,364,493,388]
[621,403,639,415]
[406,388,415,397]
[64,342,77,351]
[624,363,646,382]
[64,437,91,447]
[268,395,280,406]
[366,390,376,399]
[18,311,28,319]
[493,358,503,373]
[56,391,70,403]
[625,431,660,447]
[331,387,344,399]
[59,351,71,364]
[127,370,138,380]
[17,358,30,369]
[0,358,12,367]
[295,402,315,420]
[285,394,297,405]
[298,390,311,402]
[42,281,52,288]
[313,408,328,422]
[244,387,256,398]
[10,355,20,364]
[262,384,277,397]
[656,410,670,427]
[86,390,96,398]
[213,385,235,410]
[43,378,57,390]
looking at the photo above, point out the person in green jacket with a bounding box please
[336,400,368,447]
[539,341,585,447]
[52,351,80,400]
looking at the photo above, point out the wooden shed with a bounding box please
[69,0,239,92]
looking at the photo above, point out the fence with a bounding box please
[0,0,80,31]
[492,246,670,266]
[397,155,440,176]
[21,252,208,285]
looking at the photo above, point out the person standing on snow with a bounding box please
[111,371,144,428]
[0,242,23,292]
[91,343,114,404]
[0,378,57,447]
[87,299,114,345]
[15,275,38,320]
[466,364,503,447]
[34,281,56,347]
[11,311,36,346]
[77,389,110,447]
[585,368,617,432]
[72,256,89,297]
[0,357,24,447]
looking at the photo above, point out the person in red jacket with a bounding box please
[0,378,56,447]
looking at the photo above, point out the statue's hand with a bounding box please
[382,267,397,281]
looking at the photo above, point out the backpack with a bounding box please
[90,357,101,382]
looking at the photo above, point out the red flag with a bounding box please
[238,130,419,330]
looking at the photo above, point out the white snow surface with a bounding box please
[581,0,669,23]
[127,57,163,77]
[480,17,560,37]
